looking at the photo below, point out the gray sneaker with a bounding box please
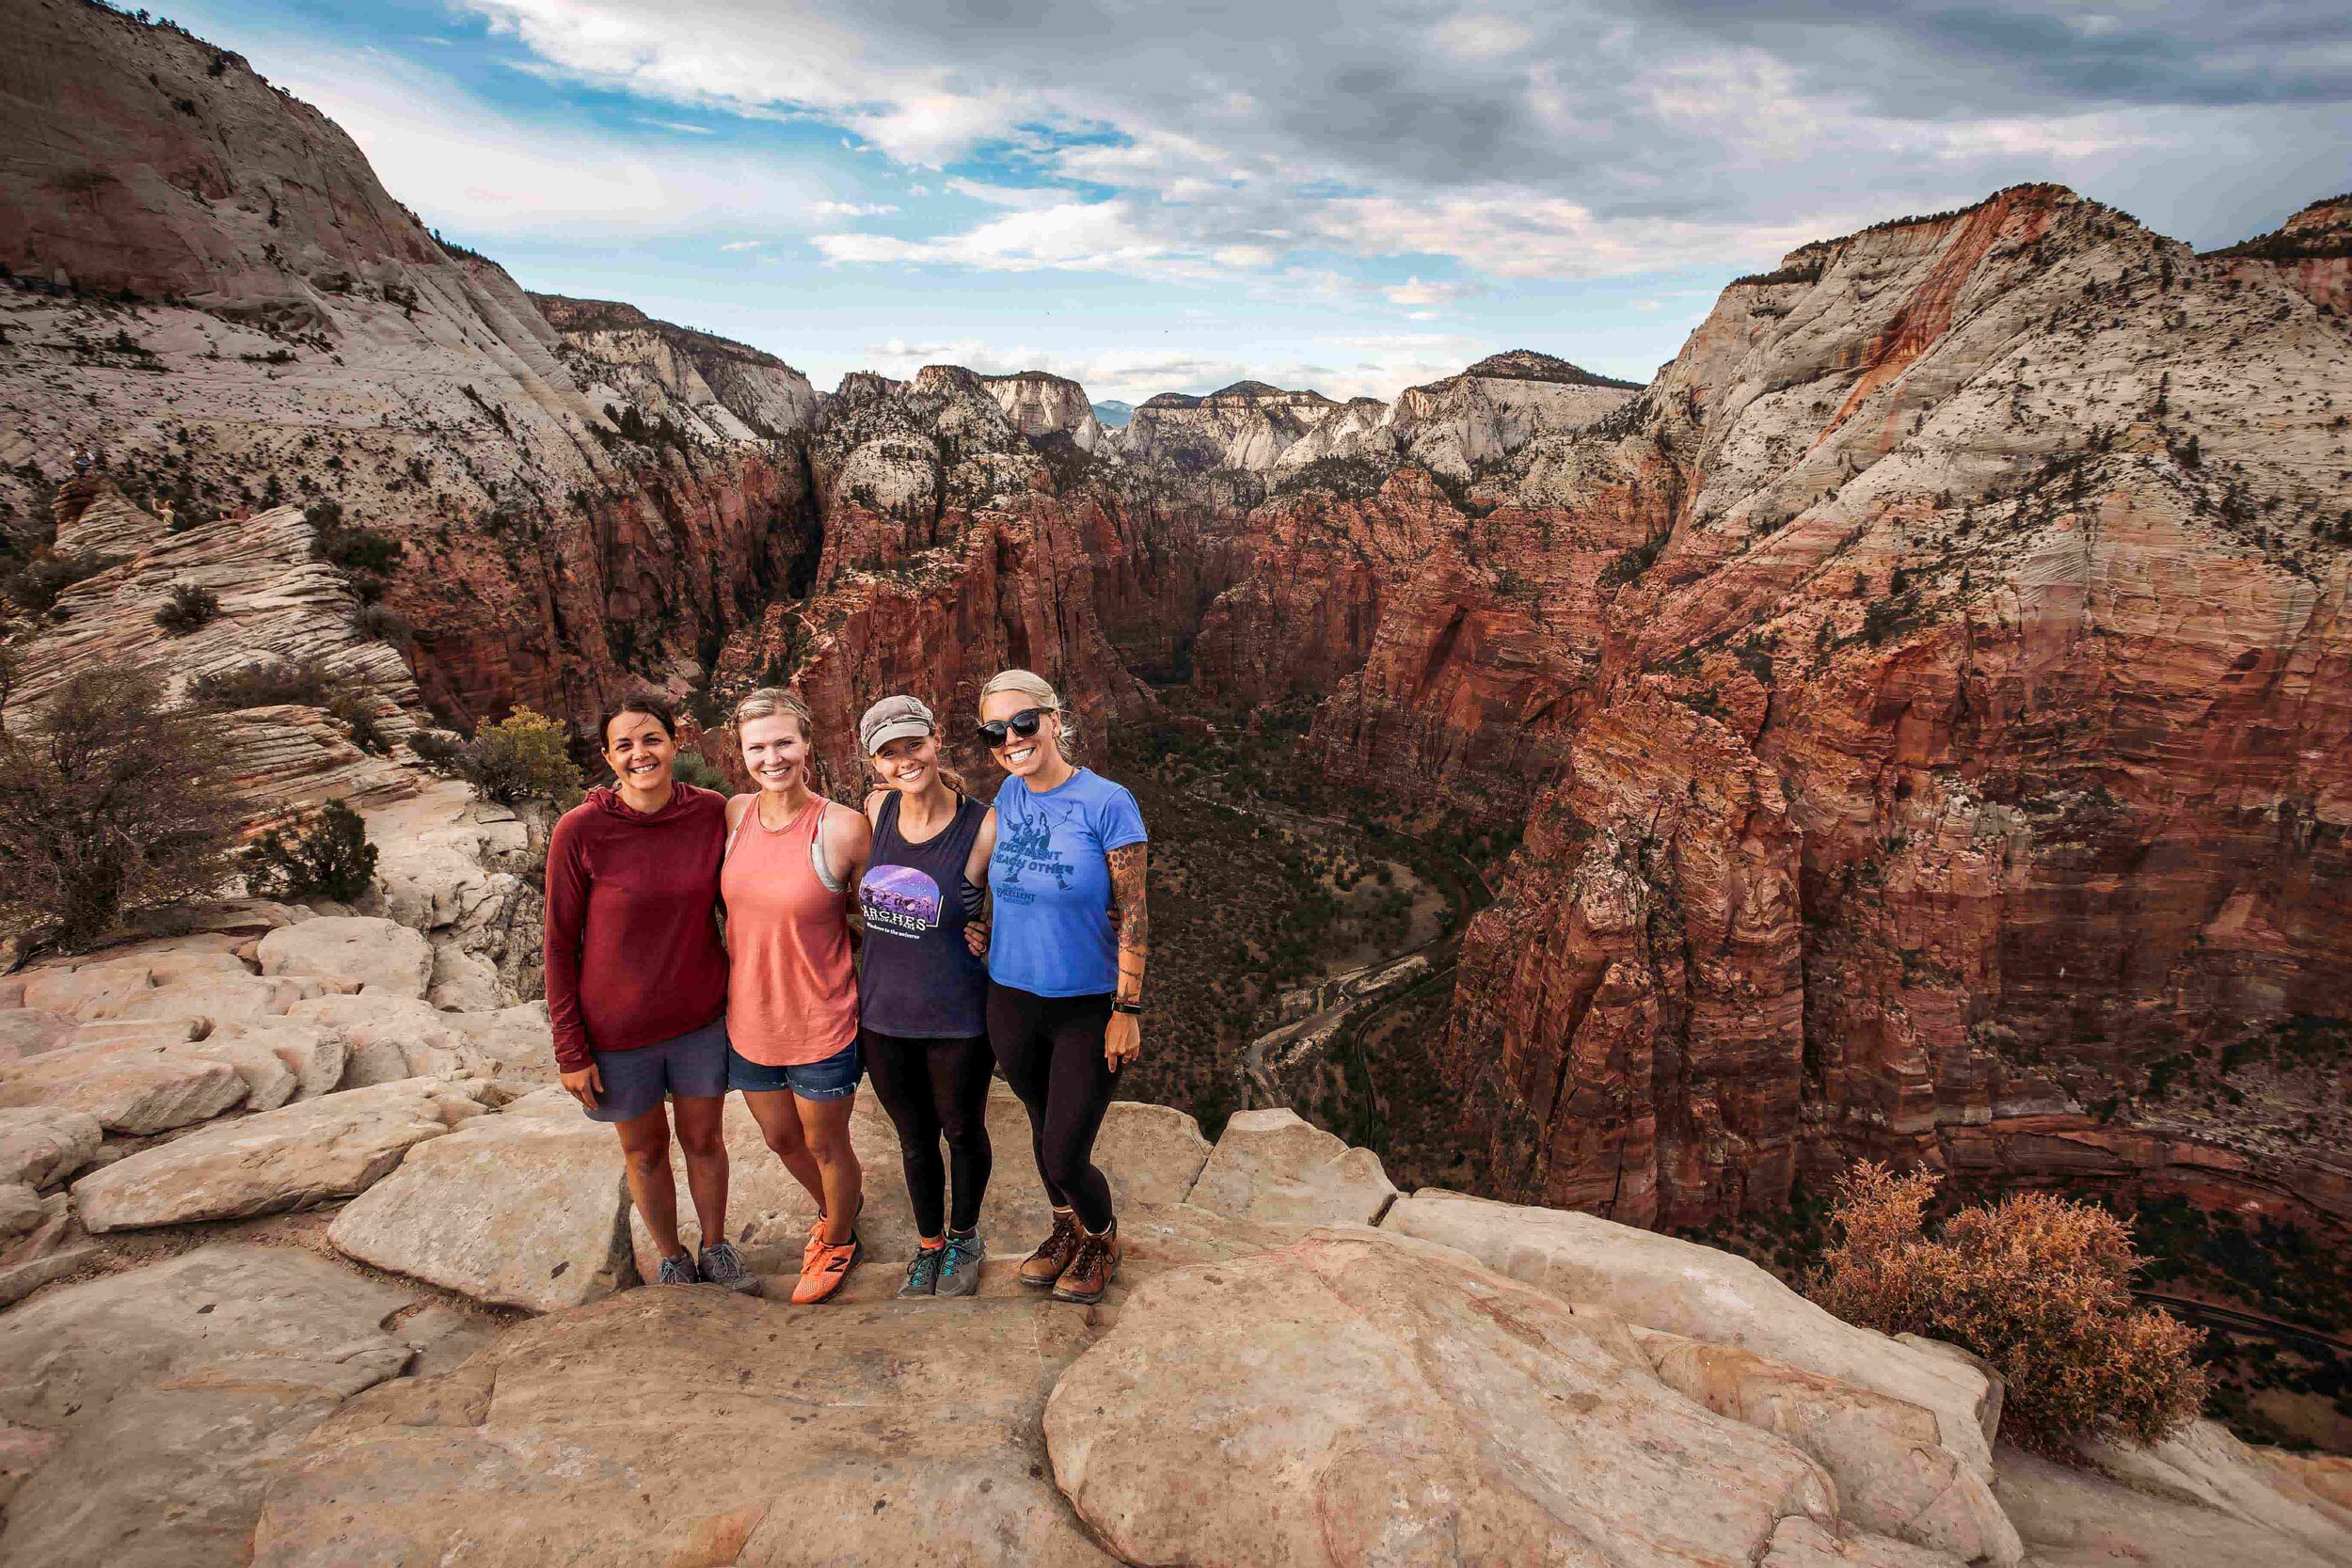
[936,1230,986,1298]
[898,1243,945,1298]
[656,1252,700,1286]
[697,1239,759,1295]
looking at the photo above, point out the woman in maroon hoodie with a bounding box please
[543,696,754,1292]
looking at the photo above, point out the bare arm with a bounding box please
[1105,843,1149,999]
[963,808,996,956]
[1104,842,1148,1069]
[823,802,872,916]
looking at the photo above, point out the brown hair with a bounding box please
[599,693,677,747]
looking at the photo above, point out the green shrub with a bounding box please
[673,749,727,789]
[309,502,405,577]
[326,692,390,756]
[406,727,469,773]
[0,666,240,950]
[3,549,119,616]
[153,580,220,635]
[1812,1163,2207,1453]
[351,602,413,650]
[241,799,378,902]
[469,706,580,804]
[191,657,341,711]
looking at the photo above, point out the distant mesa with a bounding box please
[1449,349,1644,390]
[1090,399,1135,429]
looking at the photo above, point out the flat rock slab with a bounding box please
[0,1009,73,1058]
[0,1243,427,1568]
[252,1289,1113,1566]
[1384,1188,1998,1480]
[258,915,433,999]
[1188,1105,1398,1225]
[330,1086,634,1312]
[0,1043,248,1133]
[72,1077,494,1230]
[1046,1228,1837,1565]
[0,1105,103,1187]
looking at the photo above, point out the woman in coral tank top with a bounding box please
[722,688,871,1304]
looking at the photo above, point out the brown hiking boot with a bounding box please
[1018,1209,1082,1290]
[1051,1221,1120,1304]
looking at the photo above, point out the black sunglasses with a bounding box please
[976,707,1052,749]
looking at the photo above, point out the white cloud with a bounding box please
[264,46,827,236]
[720,239,766,251]
[1430,15,1534,62]
[809,199,901,218]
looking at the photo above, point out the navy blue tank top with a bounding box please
[858,792,989,1037]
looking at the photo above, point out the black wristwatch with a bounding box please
[1111,998,1144,1016]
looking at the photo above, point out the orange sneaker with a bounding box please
[803,1196,864,1270]
[792,1233,861,1305]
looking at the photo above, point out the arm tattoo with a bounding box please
[1106,843,1150,959]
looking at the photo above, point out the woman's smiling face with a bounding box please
[603,710,675,793]
[739,711,811,791]
[872,732,939,793]
[979,689,1061,780]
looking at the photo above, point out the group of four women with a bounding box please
[542,669,1148,1306]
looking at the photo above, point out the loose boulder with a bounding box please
[1045,1229,1837,1565]
[71,1077,493,1230]
[0,1043,248,1133]
[0,1106,103,1187]
[251,1290,1112,1566]
[329,1086,634,1311]
[1636,1328,2022,1564]
[1385,1189,1998,1479]
[1187,1106,1398,1225]
[258,915,433,999]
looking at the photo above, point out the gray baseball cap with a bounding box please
[859,693,936,754]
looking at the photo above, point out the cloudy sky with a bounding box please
[169,0,2350,404]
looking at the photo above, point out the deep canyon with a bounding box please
[4,0,2349,1261]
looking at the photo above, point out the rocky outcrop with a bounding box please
[1421,182,2352,1224]
[529,293,818,443]
[0,2,818,736]
[1115,379,1350,472]
[1046,1229,1841,1566]
[982,369,1106,451]
[2209,194,2352,316]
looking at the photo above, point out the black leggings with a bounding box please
[987,985,1118,1233]
[863,1028,994,1238]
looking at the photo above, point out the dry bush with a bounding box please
[0,667,241,950]
[1813,1162,2207,1453]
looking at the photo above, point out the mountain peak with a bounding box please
[1457,350,1643,390]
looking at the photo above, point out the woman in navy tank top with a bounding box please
[855,694,999,1298]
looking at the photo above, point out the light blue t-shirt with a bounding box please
[987,768,1148,997]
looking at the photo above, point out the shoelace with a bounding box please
[942,1236,977,1277]
[907,1248,944,1288]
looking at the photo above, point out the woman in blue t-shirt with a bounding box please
[975,668,1148,1305]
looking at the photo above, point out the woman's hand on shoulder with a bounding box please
[863,788,889,827]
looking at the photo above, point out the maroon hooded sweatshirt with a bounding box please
[543,783,729,1073]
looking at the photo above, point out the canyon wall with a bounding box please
[1421,186,2352,1227]
[0,0,817,735]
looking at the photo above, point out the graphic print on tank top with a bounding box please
[861,863,943,939]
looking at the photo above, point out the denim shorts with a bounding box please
[728,1037,863,1101]
[583,1016,731,1123]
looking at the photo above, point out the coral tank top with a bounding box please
[721,794,858,1068]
